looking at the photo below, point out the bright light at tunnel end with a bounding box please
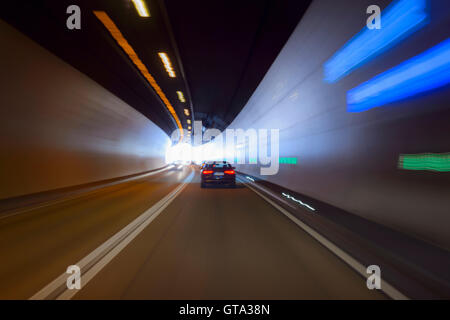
[165,121,285,176]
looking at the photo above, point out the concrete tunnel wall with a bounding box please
[0,20,170,200]
[229,0,450,250]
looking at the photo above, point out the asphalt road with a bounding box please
[0,167,188,299]
[0,166,385,299]
[74,169,384,299]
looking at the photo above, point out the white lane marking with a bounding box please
[1,165,175,220]
[30,170,194,300]
[237,177,408,300]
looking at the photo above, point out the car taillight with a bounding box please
[202,170,213,174]
[224,170,235,174]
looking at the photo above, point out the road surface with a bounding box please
[0,167,384,299]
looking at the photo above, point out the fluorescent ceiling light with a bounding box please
[158,52,176,78]
[177,91,186,102]
[132,0,150,17]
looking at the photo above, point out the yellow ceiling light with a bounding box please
[176,91,186,103]
[158,52,176,78]
[188,126,191,130]
[184,108,190,116]
[187,119,191,124]
[93,11,183,139]
[131,0,150,17]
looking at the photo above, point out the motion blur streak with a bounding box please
[347,38,450,112]
[282,192,315,211]
[92,11,183,138]
[324,0,428,83]
[399,153,450,172]
[279,157,297,164]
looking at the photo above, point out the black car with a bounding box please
[201,161,236,188]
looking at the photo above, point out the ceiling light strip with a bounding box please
[131,0,150,17]
[93,11,183,137]
[176,90,186,102]
[158,52,176,77]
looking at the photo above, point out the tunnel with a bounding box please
[0,0,450,302]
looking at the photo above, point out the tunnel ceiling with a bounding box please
[163,0,312,131]
[1,0,311,135]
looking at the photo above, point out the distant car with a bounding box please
[201,161,236,188]
[173,160,184,171]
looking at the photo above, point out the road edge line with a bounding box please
[1,165,175,220]
[237,177,409,300]
[30,170,194,300]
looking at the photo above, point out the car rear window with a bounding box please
[205,163,231,168]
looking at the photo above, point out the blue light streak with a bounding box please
[324,0,428,83]
[347,38,450,112]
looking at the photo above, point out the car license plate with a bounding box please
[214,172,224,176]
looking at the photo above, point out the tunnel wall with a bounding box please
[0,20,170,200]
[229,0,450,249]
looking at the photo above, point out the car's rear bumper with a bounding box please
[202,178,235,185]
